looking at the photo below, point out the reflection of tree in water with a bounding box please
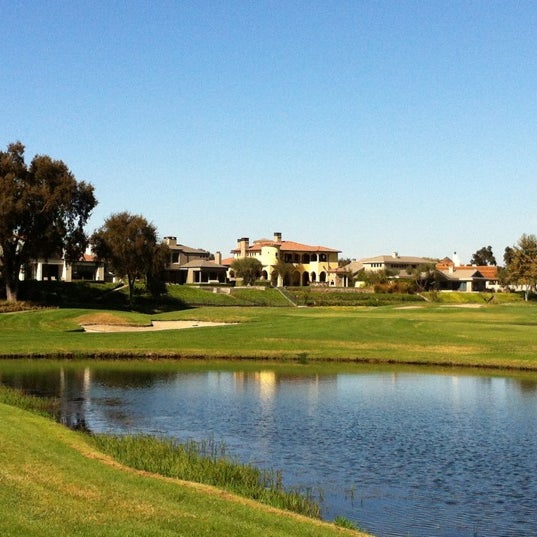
[0,366,88,429]
[0,369,63,398]
[512,378,537,393]
[0,364,179,432]
[478,374,537,395]
[91,369,174,389]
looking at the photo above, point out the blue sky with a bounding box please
[3,1,537,263]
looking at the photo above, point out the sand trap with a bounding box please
[441,304,483,308]
[82,320,232,333]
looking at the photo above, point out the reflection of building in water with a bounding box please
[232,370,336,410]
[253,371,277,401]
[58,367,92,429]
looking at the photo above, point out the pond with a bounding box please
[1,360,537,537]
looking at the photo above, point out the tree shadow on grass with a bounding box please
[17,280,191,314]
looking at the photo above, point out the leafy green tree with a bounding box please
[408,263,438,292]
[504,234,537,300]
[470,245,497,266]
[230,257,262,286]
[0,142,97,301]
[91,212,166,302]
[503,246,514,266]
[270,259,298,287]
[146,241,171,297]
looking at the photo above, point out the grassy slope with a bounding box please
[0,402,365,537]
[1,303,537,369]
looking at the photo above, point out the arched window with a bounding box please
[302,254,310,264]
[311,254,317,262]
[320,254,327,262]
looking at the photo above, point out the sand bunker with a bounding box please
[82,320,231,333]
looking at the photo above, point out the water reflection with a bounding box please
[1,361,537,537]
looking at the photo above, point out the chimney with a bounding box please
[163,236,177,247]
[237,237,249,258]
[214,251,222,265]
[274,232,282,243]
[392,252,399,258]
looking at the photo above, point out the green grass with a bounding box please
[2,302,537,369]
[288,288,425,306]
[0,400,366,537]
[90,434,321,518]
[166,285,292,307]
[420,291,524,304]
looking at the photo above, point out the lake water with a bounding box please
[1,361,537,537]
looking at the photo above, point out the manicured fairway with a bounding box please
[1,303,537,369]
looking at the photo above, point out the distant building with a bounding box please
[24,251,105,282]
[230,232,341,286]
[356,252,434,275]
[435,257,499,292]
[163,236,227,284]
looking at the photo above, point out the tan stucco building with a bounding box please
[230,232,341,287]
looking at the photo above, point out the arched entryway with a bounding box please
[302,271,310,286]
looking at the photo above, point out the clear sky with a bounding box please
[3,1,537,263]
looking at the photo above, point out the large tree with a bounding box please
[0,142,96,301]
[504,234,537,301]
[91,212,167,302]
[230,257,262,286]
[470,245,497,266]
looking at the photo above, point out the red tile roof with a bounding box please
[435,260,498,280]
[231,239,339,254]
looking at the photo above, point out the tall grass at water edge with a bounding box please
[90,433,322,519]
[0,384,58,417]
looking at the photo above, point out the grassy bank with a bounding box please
[90,434,321,518]
[0,395,367,536]
[11,280,294,310]
[1,302,537,369]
